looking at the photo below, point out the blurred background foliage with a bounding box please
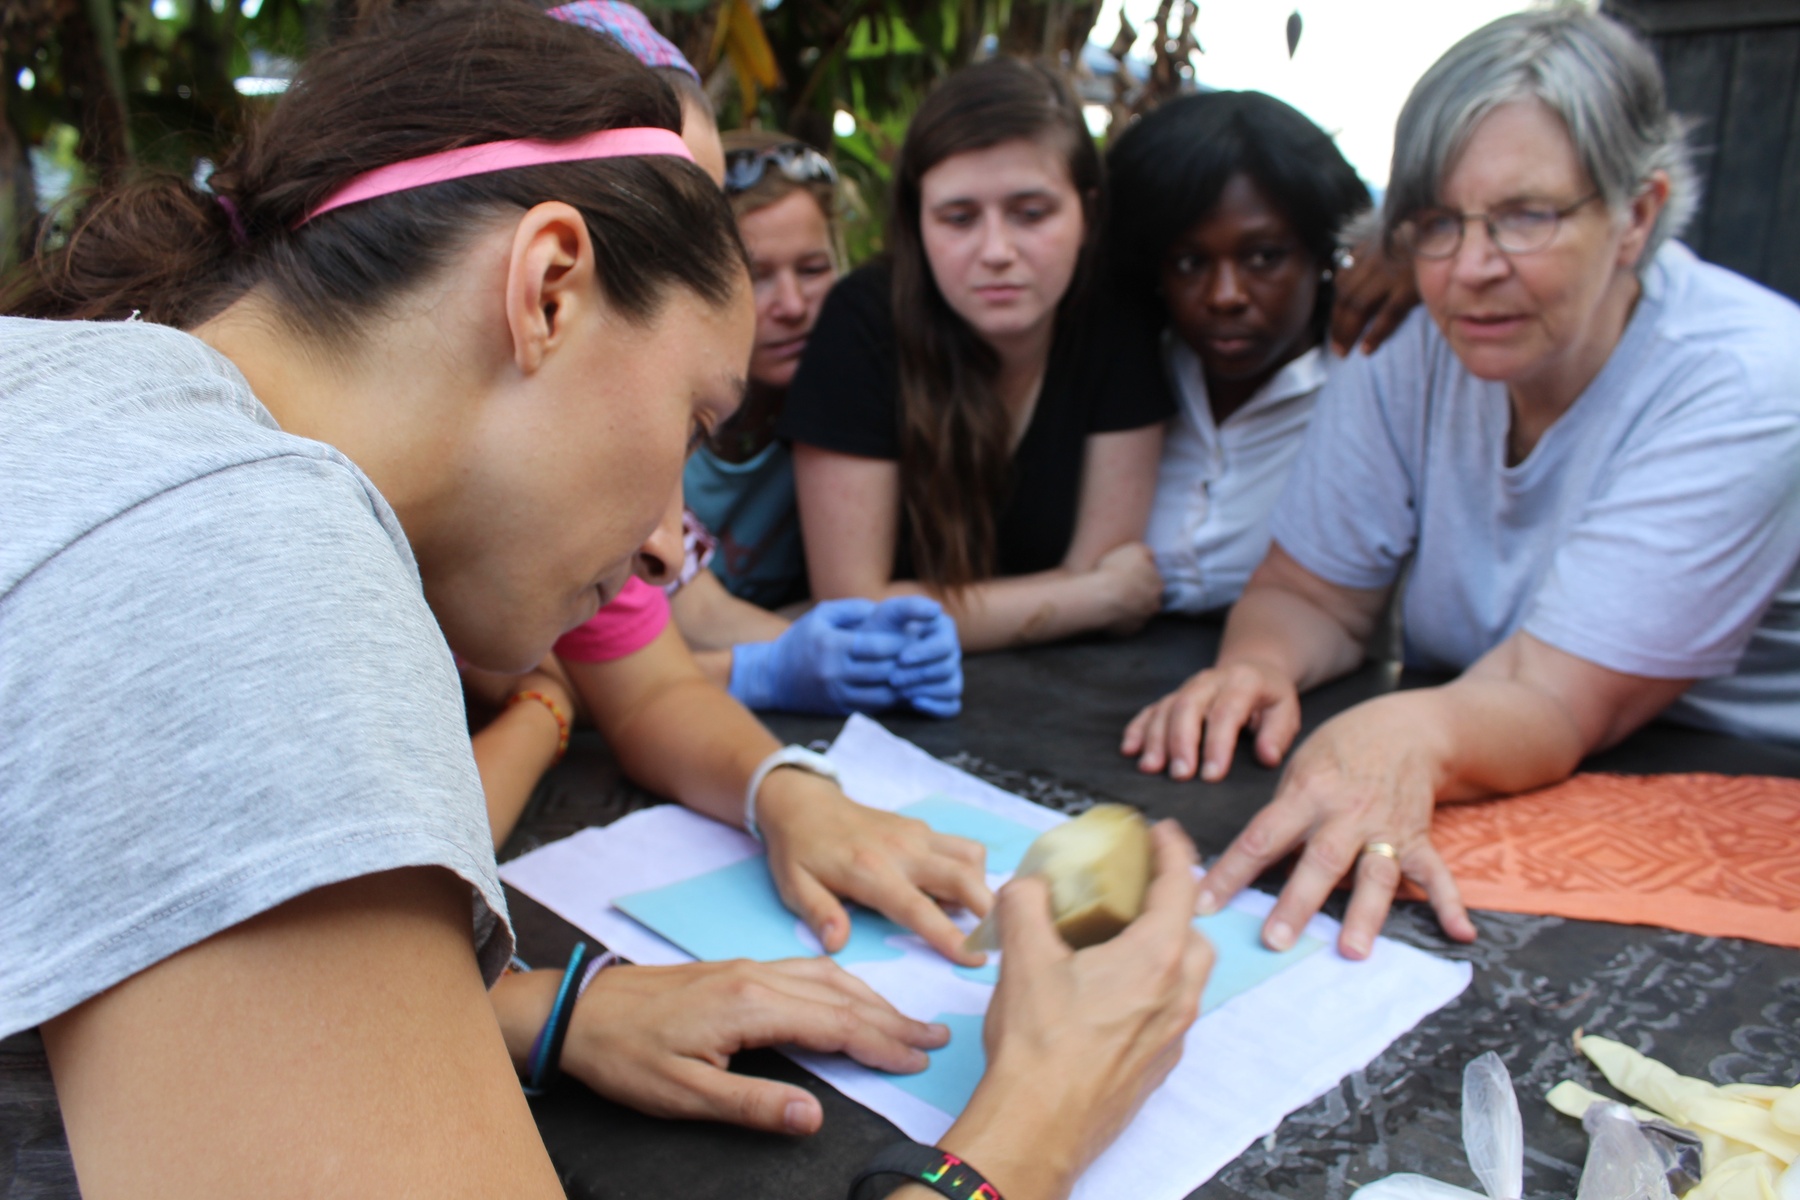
[1,0,1212,270]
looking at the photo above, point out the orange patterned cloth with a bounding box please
[1401,773,1800,948]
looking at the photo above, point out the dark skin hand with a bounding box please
[1328,232,1421,357]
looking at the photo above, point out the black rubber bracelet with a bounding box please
[849,1142,1003,1200]
[524,941,591,1096]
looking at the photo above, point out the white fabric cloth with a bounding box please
[501,715,1472,1200]
[1270,242,1800,744]
[1147,340,1326,614]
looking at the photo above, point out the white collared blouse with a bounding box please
[1145,338,1328,614]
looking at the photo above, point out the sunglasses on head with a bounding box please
[723,143,838,195]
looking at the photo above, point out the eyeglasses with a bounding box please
[723,143,838,195]
[1402,192,1602,259]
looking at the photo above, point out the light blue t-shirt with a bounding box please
[1270,242,1800,745]
[0,317,510,1039]
[683,440,807,609]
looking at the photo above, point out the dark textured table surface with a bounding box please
[5,618,1797,1199]
[501,616,1800,1200]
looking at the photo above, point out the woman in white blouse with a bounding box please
[1106,90,1372,614]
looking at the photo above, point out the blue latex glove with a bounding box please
[728,598,907,714]
[862,596,963,718]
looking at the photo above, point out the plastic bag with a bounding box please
[1352,1053,1521,1200]
[1352,1054,1675,1200]
[1577,1102,1677,1200]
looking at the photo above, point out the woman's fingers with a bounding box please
[724,961,947,1068]
[992,874,1071,971]
[1410,839,1477,942]
[661,1058,826,1134]
[1253,691,1304,767]
[1328,262,1384,354]
[907,692,963,719]
[1194,792,1311,918]
[912,841,995,920]
[1129,674,1220,777]
[769,860,852,953]
[845,860,986,966]
[1120,701,1156,757]
[1126,821,1203,937]
[1338,844,1404,959]
[846,630,908,662]
[1358,292,1413,355]
[927,829,988,868]
[1197,676,1266,782]
[1260,819,1365,951]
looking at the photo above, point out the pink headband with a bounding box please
[297,126,694,227]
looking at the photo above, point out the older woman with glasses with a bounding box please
[1124,7,1800,958]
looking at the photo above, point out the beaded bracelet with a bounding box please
[508,688,571,764]
[523,942,592,1096]
[849,1143,1004,1200]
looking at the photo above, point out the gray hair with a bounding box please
[1383,5,1698,267]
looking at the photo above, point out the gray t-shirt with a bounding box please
[1270,242,1800,745]
[0,317,510,1040]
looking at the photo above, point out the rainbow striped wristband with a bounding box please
[849,1143,1004,1200]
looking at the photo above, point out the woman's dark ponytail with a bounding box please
[10,173,242,325]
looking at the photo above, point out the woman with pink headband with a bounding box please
[0,5,1208,1197]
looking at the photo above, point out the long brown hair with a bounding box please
[5,1,744,339]
[888,57,1102,590]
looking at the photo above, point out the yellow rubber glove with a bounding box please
[1577,1035,1800,1166]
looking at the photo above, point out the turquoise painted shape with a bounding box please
[882,1012,988,1113]
[894,795,1042,874]
[614,855,913,967]
[614,795,1034,966]
[1194,906,1323,1011]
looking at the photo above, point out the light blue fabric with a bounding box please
[0,317,510,1039]
[1269,242,1800,745]
[684,440,807,608]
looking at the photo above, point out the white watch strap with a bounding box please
[744,745,840,842]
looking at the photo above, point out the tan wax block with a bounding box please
[965,804,1152,954]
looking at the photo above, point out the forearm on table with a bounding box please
[835,571,1110,653]
[1424,632,1691,801]
[670,572,789,651]
[472,700,565,847]
[1410,675,1591,802]
[601,677,778,828]
[1216,582,1370,691]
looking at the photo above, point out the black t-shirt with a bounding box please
[777,263,1174,578]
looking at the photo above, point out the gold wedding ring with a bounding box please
[1362,840,1399,862]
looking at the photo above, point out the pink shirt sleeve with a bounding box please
[552,576,670,663]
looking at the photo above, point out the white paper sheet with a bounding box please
[500,714,1472,1199]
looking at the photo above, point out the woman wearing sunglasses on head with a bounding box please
[778,58,1174,653]
[1126,8,1800,963]
[665,131,963,717]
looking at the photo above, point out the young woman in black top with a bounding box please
[778,58,1174,652]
